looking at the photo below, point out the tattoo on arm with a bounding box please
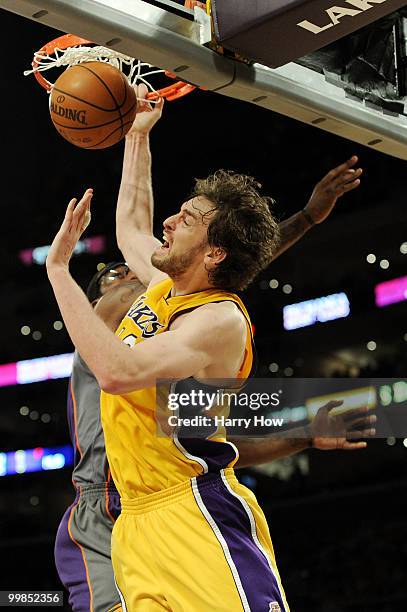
[272,211,311,261]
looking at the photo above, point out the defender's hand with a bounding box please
[127,84,164,137]
[46,188,93,272]
[311,400,376,451]
[304,156,363,225]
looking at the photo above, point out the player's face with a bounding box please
[151,196,216,277]
[98,265,139,297]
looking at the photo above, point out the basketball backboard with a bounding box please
[2,0,407,159]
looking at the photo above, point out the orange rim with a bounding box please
[32,34,197,101]
[32,34,92,91]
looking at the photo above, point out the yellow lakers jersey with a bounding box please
[100,278,254,499]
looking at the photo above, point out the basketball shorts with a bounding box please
[55,482,122,612]
[112,469,289,611]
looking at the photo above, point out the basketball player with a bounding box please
[47,95,372,610]
[55,166,371,612]
[55,264,370,612]
[54,262,145,612]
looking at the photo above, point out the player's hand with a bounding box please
[127,84,164,137]
[303,156,363,224]
[46,188,93,272]
[310,400,376,451]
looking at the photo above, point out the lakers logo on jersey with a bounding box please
[127,299,164,338]
[269,604,281,612]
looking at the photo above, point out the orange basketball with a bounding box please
[49,62,137,149]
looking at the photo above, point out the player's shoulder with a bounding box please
[199,298,242,316]
[185,300,246,335]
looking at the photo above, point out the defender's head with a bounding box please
[86,261,138,305]
[151,170,280,291]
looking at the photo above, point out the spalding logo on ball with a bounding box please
[49,62,137,149]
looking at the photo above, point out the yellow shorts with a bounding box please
[112,469,289,611]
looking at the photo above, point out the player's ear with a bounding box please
[204,246,227,269]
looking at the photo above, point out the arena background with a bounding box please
[1,6,406,612]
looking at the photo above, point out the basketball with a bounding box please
[49,62,138,149]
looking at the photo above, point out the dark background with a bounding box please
[0,5,406,612]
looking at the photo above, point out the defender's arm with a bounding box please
[233,437,310,467]
[232,401,375,466]
[271,156,362,261]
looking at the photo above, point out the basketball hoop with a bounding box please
[25,33,197,101]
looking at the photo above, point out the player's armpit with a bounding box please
[103,303,245,394]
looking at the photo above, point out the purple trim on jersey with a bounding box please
[66,382,80,480]
[172,378,239,471]
[196,474,286,611]
[179,437,238,472]
[54,495,91,612]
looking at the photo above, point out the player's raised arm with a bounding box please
[271,156,363,261]
[116,84,165,287]
[46,189,245,393]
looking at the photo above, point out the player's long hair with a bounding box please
[192,170,280,291]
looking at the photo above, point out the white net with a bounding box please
[24,43,166,98]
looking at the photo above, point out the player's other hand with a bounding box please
[46,188,93,272]
[311,400,376,451]
[127,84,164,137]
[304,156,363,224]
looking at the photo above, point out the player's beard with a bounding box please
[151,243,204,279]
